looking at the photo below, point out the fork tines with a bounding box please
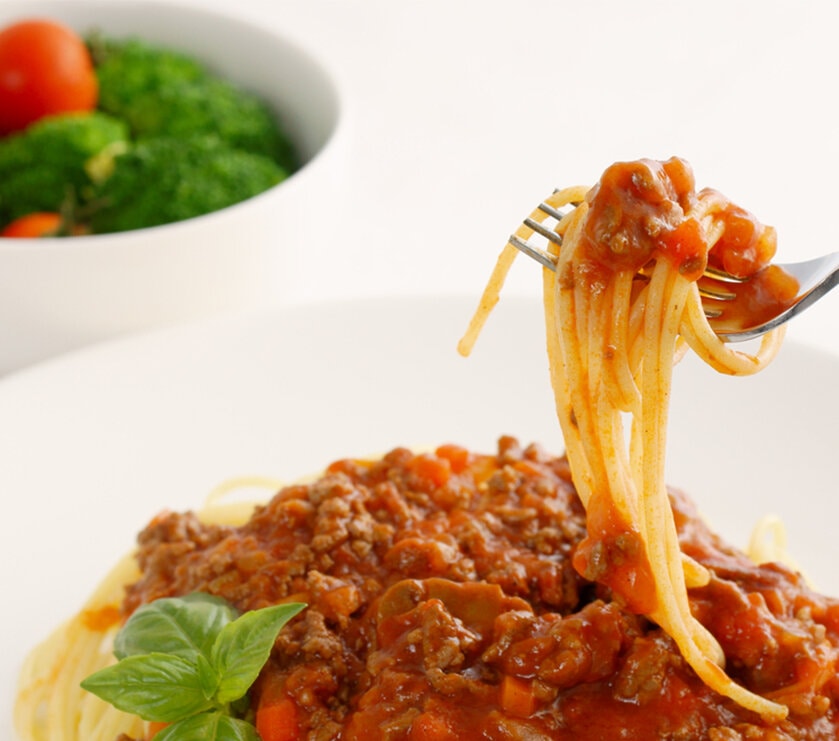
[509,234,557,271]
[508,199,744,321]
[508,200,570,271]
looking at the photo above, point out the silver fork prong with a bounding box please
[536,201,570,222]
[509,234,557,270]
[509,202,571,265]
[507,202,839,340]
[523,217,563,247]
[512,229,739,303]
[697,284,737,301]
[509,233,723,319]
[702,265,748,283]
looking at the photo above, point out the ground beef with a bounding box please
[122,437,839,740]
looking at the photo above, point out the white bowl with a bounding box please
[0,0,343,373]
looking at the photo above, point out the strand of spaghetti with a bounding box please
[54,623,120,738]
[540,172,787,721]
[657,267,715,611]
[14,476,278,741]
[545,185,590,225]
[459,185,588,359]
[15,553,143,741]
[657,270,724,600]
[695,188,731,223]
[205,476,286,505]
[687,188,783,375]
[636,264,786,721]
[528,193,600,501]
[627,282,650,374]
[17,163,803,740]
[636,259,680,547]
[590,276,639,530]
[605,270,641,413]
[748,515,800,571]
[637,266,735,673]
[681,285,785,375]
[457,241,518,357]
[543,262,596,504]
[575,255,615,505]
[553,208,600,509]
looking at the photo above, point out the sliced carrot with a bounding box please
[408,453,451,487]
[500,675,536,718]
[256,696,299,741]
[435,444,470,473]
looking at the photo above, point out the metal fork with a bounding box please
[510,202,839,343]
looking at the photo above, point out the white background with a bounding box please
[226,0,839,358]
[4,0,839,366]
[3,1,839,738]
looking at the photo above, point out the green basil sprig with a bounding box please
[81,593,305,740]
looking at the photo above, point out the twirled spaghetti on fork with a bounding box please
[459,157,796,721]
[18,157,828,741]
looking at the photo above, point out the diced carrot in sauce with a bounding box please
[435,444,470,473]
[256,695,299,741]
[407,453,451,488]
[122,439,839,740]
[500,675,537,718]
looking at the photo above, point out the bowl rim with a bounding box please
[0,0,344,249]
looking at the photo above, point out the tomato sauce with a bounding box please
[582,157,704,278]
[122,439,839,740]
[581,158,799,334]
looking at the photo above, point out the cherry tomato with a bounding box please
[1,212,64,237]
[0,19,98,135]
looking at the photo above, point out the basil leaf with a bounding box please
[196,652,221,699]
[115,593,237,662]
[154,711,261,741]
[80,653,215,722]
[211,602,305,704]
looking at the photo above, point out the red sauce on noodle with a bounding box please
[122,439,839,740]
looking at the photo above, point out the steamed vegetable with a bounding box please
[0,111,128,226]
[89,35,207,114]
[113,77,296,171]
[0,25,297,236]
[92,37,297,172]
[90,136,287,233]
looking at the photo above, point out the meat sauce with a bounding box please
[123,439,839,740]
[580,158,799,333]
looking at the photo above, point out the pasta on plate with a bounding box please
[16,158,839,741]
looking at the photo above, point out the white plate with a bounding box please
[1,295,837,737]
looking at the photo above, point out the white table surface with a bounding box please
[3,3,839,737]
[3,0,839,362]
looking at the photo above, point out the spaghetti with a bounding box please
[17,158,832,740]
[14,496,260,741]
[15,442,839,739]
[458,157,795,721]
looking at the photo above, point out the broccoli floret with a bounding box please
[0,112,130,225]
[89,35,208,115]
[92,36,297,172]
[89,136,288,233]
[119,78,297,171]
